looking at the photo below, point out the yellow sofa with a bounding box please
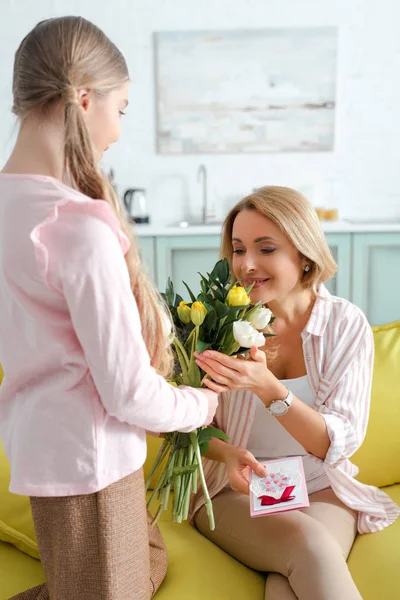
[1,322,399,600]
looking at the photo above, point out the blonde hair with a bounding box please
[12,16,172,374]
[221,186,338,291]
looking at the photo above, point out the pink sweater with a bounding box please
[0,174,209,496]
[190,286,400,534]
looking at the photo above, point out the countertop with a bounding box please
[132,220,400,237]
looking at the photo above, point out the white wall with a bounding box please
[1,0,400,225]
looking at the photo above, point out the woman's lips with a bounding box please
[242,278,270,289]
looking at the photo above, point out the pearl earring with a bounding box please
[304,265,310,272]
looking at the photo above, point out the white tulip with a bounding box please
[246,307,272,330]
[233,320,265,348]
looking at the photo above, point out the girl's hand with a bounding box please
[194,346,286,405]
[200,388,220,425]
[224,446,267,494]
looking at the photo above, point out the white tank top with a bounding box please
[246,376,330,495]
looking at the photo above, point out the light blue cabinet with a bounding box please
[325,233,351,300]
[137,237,156,282]
[352,232,400,326]
[156,236,221,297]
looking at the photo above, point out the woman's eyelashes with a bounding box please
[232,248,276,255]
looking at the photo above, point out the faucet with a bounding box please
[197,164,215,224]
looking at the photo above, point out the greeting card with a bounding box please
[250,456,309,517]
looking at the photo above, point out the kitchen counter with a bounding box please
[132,220,400,236]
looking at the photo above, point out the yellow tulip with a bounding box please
[190,301,208,326]
[226,286,250,307]
[177,301,191,324]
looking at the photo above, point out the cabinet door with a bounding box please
[156,236,221,297]
[137,237,155,282]
[352,233,400,325]
[324,233,351,299]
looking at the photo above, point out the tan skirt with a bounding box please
[10,469,167,600]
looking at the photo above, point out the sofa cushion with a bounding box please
[352,321,400,487]
[347,483,400,600]
[0,541,45,599]
[0,440,39,559]
[155,519,265,600]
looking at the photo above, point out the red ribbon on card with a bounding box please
[258,485,296,506]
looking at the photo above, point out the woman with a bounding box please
[0,17,218,600]
[192,186,399,600]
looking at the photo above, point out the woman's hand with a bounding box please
[194,346,286,406]
[224,446,267,494]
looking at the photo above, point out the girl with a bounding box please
[0,17,218,600]
[192,186,400,600]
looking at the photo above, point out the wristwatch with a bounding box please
[267,387,294,417]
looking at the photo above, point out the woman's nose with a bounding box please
[242,252,257,272]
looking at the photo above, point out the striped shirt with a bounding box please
[190,285,400,534]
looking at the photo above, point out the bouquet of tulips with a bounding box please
[146,259,274,529]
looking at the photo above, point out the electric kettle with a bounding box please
[123,188,150,224]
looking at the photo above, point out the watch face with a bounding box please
[270,400,288,416]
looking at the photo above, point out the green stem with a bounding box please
[178,443,194,518]
[172,448,184,521]
[185,327,196,350]
[191,468,198,494]
[161,447,176,512]
[178,465,192,519]
[182,474,191,521]
[173,336,190,367]
[177,446,190,518]
[173,336,193,385]
[145,438,170,492]
[190,431,215,530]
[146,446,172,511]
[175,446,189,523]
[146,469,166,511]
[187,327,202,387]
[183,445,196,520]
[190,444,198,493]
[191,326,199,355]
[151,504,163,527]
